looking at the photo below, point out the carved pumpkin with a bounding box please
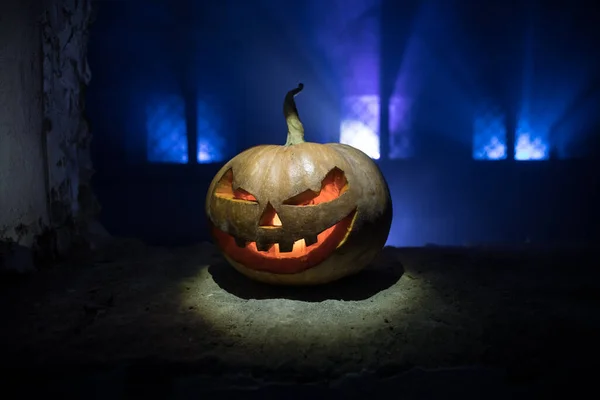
[205,84,392,285]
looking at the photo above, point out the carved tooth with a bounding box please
[278,240,294,253]
[234,236,247,248]
[304,235,318,246]
[256,240,273,252]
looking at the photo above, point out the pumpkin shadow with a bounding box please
[207,248,404,302]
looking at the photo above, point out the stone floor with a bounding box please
[1,240,598,398]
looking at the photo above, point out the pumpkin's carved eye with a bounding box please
[215,169,258,203]
[283,167,348,206]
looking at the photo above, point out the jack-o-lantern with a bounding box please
[205,84,392,285]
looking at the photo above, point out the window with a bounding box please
[146,95,188,164]
[472,105,507,160]
[514,119,549,160]
[196,99,226,163]
[146,95,226,164]
[339,95,381,159]
[339,95,412,160]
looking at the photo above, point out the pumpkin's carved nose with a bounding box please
[259,203,282,227]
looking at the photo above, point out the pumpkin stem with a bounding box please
[284,83,305,145]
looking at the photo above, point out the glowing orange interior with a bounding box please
[215,169,258,202]
[258,203,283,228]
[283,167,348,205]
[212,167,355,274]
[212,210,355,274]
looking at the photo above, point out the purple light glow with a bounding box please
[340,95,380,159]
[389,96,413,159]
[340,95,412,160]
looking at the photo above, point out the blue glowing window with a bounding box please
[196,100,226,164]
[514,119,549,161]
[146,95,228,164]
[146,95,188,164]
[472,107,507,160]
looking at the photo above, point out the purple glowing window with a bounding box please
[340,95,381,159]
[389,96,412,159]
[339,95,412,160]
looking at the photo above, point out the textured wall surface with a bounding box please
[0,0,48,271]
[42,0,102,254]
[1,0,103,272]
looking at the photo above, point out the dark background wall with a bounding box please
[86,0,600,247]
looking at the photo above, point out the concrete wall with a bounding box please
[1,0,103,272]
[42,0,102,254]
[0,0,49,271]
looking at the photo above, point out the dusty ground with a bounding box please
[1,240,598,397]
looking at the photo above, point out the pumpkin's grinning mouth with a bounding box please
[211,210,357,274]
[230,209,355,254]
[233,233,319,253]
